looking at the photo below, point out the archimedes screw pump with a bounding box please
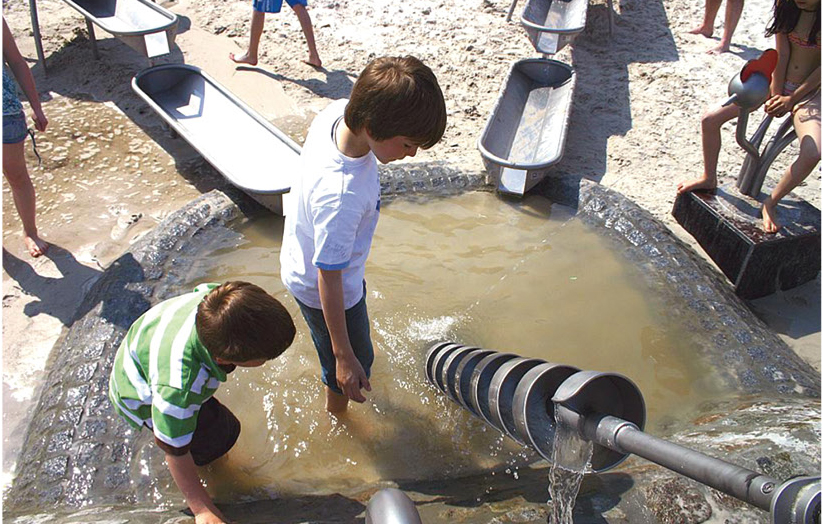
[425,342,821,524]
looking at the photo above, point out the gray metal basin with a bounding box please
[132,64,300,214]
[520,0,587,55]
[478,58,575,195]
[62,0,178,57]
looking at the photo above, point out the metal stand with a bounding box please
[735,108,797,197]
[28,0,47,73]
[506,0,518,22]
[85,18,100,59]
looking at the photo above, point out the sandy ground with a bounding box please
[2,0,820,494]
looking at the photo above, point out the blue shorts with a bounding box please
[296,286,374,395]
[253,0,306,13]
[3,112,27,144]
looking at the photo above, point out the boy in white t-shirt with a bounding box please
[280,56,447,413]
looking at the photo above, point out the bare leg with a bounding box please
[762,103,821,233]
[708,0,744,54]
[292,4,321,68]
[689,0,721,38]
[678,103,739,193]
[326,387,349,413]
[230,9,265,65]
[3,141,47,257]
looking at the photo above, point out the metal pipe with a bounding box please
[736,114,774,196]
[579,413,777,511]
[28,0,47,73]
[735,109,760,161]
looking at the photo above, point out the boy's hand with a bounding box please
[336,354,371,403]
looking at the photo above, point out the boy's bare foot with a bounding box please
[762,198,780,233]
[677,176,717,194]
[304,54,322,69]
[707,43,731,55]
[24,234,48,258]
[229,51,258,66]
[688,25,713,38]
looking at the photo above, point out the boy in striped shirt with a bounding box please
[109,281,295,524]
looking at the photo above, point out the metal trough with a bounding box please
[132,64,300,214]
[60,0,178,58]
[520,0,587,55]
[478,58,575,196]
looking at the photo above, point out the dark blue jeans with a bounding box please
[296,287,374,394]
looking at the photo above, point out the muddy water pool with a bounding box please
[167,191,730,502]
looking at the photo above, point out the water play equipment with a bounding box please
[28,0,178,70]
[722,49,797,198]
[477,58,576,196]
[507,0,614,44]
[426,342,821,522]
[519,0,588,55]
[132,64,299,214]
[672,49,820,299]
[365,488,422,524]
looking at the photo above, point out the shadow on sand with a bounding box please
[2,246,148,328]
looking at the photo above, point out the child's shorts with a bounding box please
[296,285,374,395]
[3,111,28,144]
[190,397,241,466]
[253,0,307,14]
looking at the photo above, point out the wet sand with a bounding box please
[2,0,820,496]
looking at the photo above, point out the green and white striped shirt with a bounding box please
[109,283,228,449]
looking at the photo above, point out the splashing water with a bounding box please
[548,410,593,524]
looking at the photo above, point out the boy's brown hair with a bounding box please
[345,56,447,149]
[196,281,296,362]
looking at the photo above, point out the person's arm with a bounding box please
[165,452,228,524]
[766,63,820,117]
[2,17,47,131]
[317,267,371,402]
[768,32,790,99]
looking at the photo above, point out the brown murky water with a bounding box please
[176,191,728,501]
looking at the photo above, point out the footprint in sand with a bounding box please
[110,212,143,241]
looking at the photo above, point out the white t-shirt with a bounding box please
[280,99,381,310]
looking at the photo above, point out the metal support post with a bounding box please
[86,18,100,59]
[28,0,47,73]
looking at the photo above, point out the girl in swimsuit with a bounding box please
[678,0,820,233]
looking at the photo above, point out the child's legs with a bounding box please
[296,289,374,409]
[720,0,743,45]
[701,103,739,180]
[247,8,266,56]
[3,118,40,240]
[289,2,320,65]
[770,100,821,204]
[690,0,721,34]
[189,397,241,466]
[703,0,722,26]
